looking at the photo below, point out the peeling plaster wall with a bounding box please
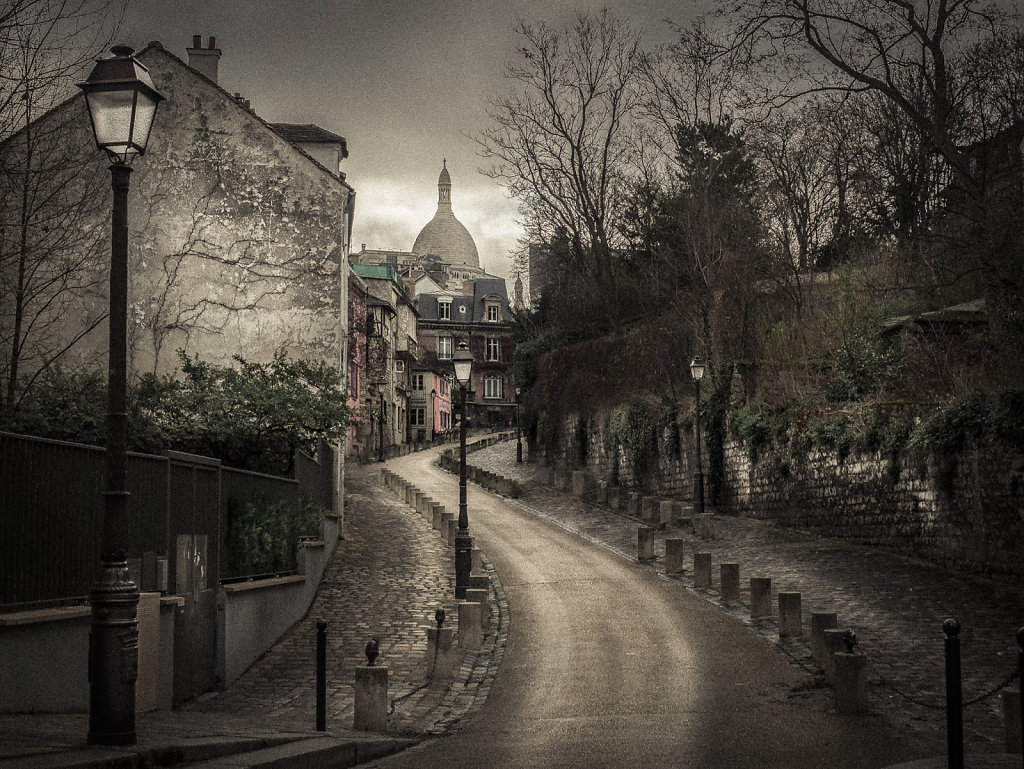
[18,47,351,379]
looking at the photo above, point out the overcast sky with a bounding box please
[121,1,697,279]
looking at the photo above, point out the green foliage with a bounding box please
[1,367,107,444]
[133,350,349,474]
[807,412,853,461]
[1,351,348,476]
[227,493,322,576]
[825,334,903,403]
[604,398,661,484]
[908,389,1024,458]
[729,402,774,463]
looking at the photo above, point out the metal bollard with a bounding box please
[1018,627,1023,767]
[316,619,327,731]
[944,618,964,769]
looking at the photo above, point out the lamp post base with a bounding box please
[455,532,472,599]
[87,551,139,746]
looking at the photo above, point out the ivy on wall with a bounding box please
[227,493,322,576]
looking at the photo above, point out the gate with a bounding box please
[167,452,220,704]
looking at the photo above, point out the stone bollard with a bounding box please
[414,491,425,512]
[554,470,568,491]
[641,496,659,522]
[822,629,848,685]
[432,505,446,531]
[720,563,739,602]
[694,553,712,588]
[469,574,489,591]
[834,652,869,714]
[750,577,772,619]
[446,518,458,547]
[665,539,686,574]
[425,626,458,681]
[637,526,656,561]
[353,665,389,732]
[596,481,608,505]
[440,511,455,531]
[465,588,488,630]
[659,501,674,529]
[779,592,802,637]
[571,471,586,497]
[1003,689,1021,753]
[810,612,838,666]
[608,487,622,510]
[405,486,416,506]
[627,492,641,517]
[698,514,715,540]
[458,601,482,651]
[471,547,483,574]
[671,502,689,529]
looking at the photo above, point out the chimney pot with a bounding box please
[192,34,201,48]
[187,34,221,83]
[244,99,251,110]
[208,36,216,49]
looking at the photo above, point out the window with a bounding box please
[411,373,424,391]
[486,304,500,322]
[438,299,451,320]
[438,336,453,359]
[486,337,500,362]
[394,359,404,374]
[411,408,425,427]
[484,375,503,399]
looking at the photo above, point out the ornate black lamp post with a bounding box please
[690,357,706,517]
[78,45,164,746]
[453,341,473,598]
[515,385,523,463]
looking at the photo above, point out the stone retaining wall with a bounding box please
[535,412,1024,578]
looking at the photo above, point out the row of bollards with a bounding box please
[317,468,491,733]
[638,521,1024,758]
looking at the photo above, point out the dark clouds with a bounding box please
[122,0,695,277]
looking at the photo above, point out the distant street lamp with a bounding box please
[78,44,164,747]
[453,341,474,598]
[377,377,387,462]
[515,385,523,463]
[690,357,706,518]
[430,388,437,442]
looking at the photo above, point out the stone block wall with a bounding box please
[535,410,1024,578]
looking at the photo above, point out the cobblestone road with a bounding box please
[467,441,1024,755]
[191,460,500,737]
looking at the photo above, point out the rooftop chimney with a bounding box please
[186,34,221,83]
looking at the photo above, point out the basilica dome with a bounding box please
[412,161,480,270]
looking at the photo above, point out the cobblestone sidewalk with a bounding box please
[190,461,503,738]
[466,442,1024,755]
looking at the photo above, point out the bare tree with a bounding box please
[0,0,123,414]
[477,11,644,329]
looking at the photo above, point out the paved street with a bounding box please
[190,459,500,736]
[464,441,1024,756]
[369,446,926,769]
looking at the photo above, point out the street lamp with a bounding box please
[430,388,437,443]
[690,357,706,518]
[453,340,473,598]
[515,385,523,463]
[376,377,387,462]
[78,44,164,747]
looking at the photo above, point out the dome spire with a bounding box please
[438,159,452,208]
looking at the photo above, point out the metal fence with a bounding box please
[0,431,334,607]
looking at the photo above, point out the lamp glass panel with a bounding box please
[130,89,160,152]
[453,358,472,384]
[85,89,139,156]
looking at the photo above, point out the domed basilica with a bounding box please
[352,161,486,286]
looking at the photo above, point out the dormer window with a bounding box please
[439,299,451,320]
[459,305,467,316]
[486,304,500,322]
